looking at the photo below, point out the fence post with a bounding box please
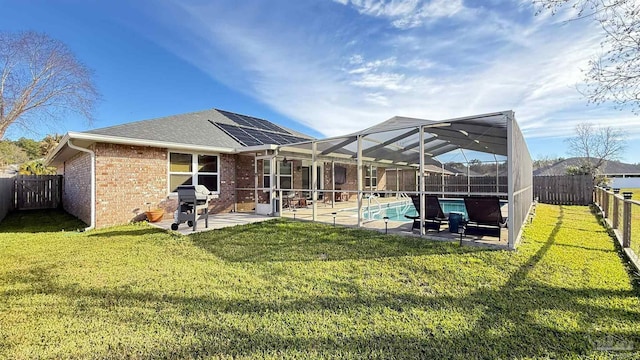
[597,186,601,207]
[613,188,620,229]
[623,192,632,248]
[603,187,610,218]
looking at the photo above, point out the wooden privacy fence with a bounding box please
[0,176,14,222]
[594,187,640,272]
[533,175,593,205]
[14,175,62,210]
[423,175,508,194]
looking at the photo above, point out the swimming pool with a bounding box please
[354,198,503,222]
[362,201,418,222]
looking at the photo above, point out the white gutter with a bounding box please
[66,131,236,154]
[67,139,95,231]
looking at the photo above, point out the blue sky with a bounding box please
[2,0,639,163]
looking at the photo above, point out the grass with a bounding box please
[1,206,640,359]
[611,189,640,264]
[620,188,640,202]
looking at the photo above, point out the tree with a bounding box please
[533,155,563,170]
[18,159,56,175]
[533,0,640,112]
[14,137,40,159]
[565,122,626,175]
[39,133,62,157]
[0,140,28,166]
[0,31,98,139]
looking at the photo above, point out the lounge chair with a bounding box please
[405,195,447,232]
[462,196,508,237]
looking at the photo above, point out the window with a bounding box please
[260,159,292,190]
[365,167,377,188]
[279,161,292,189]
[262,159,271,188]
[169,152,219,192]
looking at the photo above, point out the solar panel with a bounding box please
[215,123,263,146]
[218,109,287,134]
[246,115,287,133]
[240,127,308,145]
[214,122,308,146]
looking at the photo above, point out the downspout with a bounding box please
[67,140,95,231]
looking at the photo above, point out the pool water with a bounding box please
[358,199,485,222]
[363,201,418,222]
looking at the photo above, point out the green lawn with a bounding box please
[620,188,640,202]
[615,189,640,263]
[1,206,639,359]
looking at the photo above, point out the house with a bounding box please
[47,108,390,228]
[47,108,533,249]
[46,108,318,228]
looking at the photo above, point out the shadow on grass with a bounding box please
[87,227,167,238]
[591,205,640,295]
[189,219,491,262]
[0,209,87,233]
[3,206,640,358]
[3,215,640,359]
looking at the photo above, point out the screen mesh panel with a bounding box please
[509,115,533,248]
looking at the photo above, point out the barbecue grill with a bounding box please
[171,185,210,231]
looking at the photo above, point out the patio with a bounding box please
[148,194,508,248]
[279,195,509,248]
[149,212,274,235]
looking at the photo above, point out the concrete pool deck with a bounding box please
[279,196,509,249]
[149,195,508,249]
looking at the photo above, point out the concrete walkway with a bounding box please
[149,212,275,235]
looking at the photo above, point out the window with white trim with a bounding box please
[278,161,292,189]
[169,152,219,192]
[262,159,271,188]
[365,166,377,189]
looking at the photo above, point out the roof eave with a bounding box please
[46,131,238,166]
[44,133,72,165]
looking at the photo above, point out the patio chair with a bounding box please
[462,196,508,237]
[405,195,447,232]
[284,192,296,209]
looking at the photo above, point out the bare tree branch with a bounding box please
[566,122,626,175]
[0,31,99,139]
[534,0,640,113]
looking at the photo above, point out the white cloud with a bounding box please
[348,57,396,74]
[351,72,409,91]
[137,0,640,153]
[336,0,465,28]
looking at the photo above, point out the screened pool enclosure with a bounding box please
[238,111,533,249]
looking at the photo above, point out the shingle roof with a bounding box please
[85,108,312,149]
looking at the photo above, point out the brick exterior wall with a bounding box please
[324,163,358,201]
[94,144,168,228]
[88,144,243,228]
[210,154,237,214]
[59,141,415,228]
[236,155,256,212]
[61,152,92,225]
